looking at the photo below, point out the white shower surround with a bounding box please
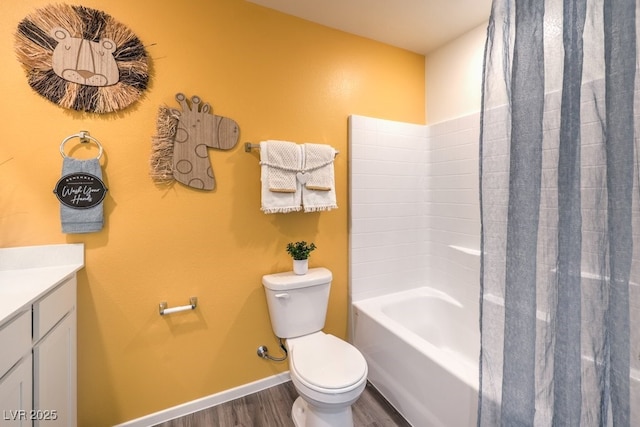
[348,113,482,426]
[349,113,481,306]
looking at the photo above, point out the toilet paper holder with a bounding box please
[159,297,198,315]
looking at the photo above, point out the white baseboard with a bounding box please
[114,372,291,427]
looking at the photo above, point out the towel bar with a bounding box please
[159,297,198,315]
[244,142,339,156]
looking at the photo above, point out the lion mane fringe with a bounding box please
[15,4,149,113]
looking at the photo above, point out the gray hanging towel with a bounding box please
[56,157,107,234]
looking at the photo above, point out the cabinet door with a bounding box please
[0,311,31,384]
[33,310,76,427]
[0,355,33,427]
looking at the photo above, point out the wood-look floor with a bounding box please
[154,381,411,427]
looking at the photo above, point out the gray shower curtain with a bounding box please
[479,0,639,425]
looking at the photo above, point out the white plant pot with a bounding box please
[293,259,309,275]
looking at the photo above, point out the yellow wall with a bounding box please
[0,0,424,425]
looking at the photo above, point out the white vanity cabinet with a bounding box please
[33,277,77,427]
[0,311,32,426]
[0,244,83,427]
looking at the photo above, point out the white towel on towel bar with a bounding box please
[303,143,335,191]
[262,140,300,192]
[260,140,302,213]
[301,143,338,212]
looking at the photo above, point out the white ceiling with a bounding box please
[246,0,493,54]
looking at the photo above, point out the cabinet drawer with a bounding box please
[33,277,76,341]
[0,311,31,379]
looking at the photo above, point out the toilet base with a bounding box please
[291,396,354,427]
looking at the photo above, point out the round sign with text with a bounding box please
[54,173,108,209]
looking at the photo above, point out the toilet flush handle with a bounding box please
[275,293,290,299]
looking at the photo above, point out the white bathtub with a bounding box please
[352,287,479,427]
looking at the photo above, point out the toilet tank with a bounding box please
[262,267,332,338]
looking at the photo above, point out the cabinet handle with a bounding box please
[159,297,198,315]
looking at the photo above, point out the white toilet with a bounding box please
[262,267,368,427]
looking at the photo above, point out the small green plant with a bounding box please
[286,241,317,260]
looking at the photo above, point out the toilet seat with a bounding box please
[290,333,367,394]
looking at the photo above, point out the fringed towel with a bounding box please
[262,140,300,192]
[301,143,337,212]
[260,140,303,213]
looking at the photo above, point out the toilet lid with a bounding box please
[291,334,367,390]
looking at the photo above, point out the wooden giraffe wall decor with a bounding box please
[150,93,240,190]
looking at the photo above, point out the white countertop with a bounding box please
[0,244,84,325]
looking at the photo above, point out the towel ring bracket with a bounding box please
[60,131,104,160]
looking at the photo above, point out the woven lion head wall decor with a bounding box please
[15,4,149,114]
